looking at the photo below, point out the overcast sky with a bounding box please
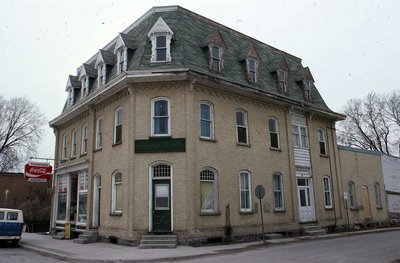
[1,0,399,163]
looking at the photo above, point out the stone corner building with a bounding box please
[49,6,387,245]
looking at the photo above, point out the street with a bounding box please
[0,244,61,263]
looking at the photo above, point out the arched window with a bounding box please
[318,129,327,155]
[374,182,382,208]
[70,129,77,158]
[114,107,123,144]
[200,168,218,213]
[239,170,252,212]
[112,172,123,213]
[348,181,357,209]
[81,123,88,155]
[61,134,67,161]
[273,173,284,211]
[200,102,214,139]
[323,176,332,208]
[152,98,170,136]
[268,117,280,149]
[236,110,249,144]
[95,116,103,150]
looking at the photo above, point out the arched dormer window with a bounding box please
[147,17,174,63]
[275,56,289,93]
[114,33,136,74]
[205,30,226,73]
[95,50,116,88]
[303,67,314,101]
[65,75,80,108]
[245,45,260,83]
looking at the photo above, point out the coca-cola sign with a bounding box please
[24,162,52,182]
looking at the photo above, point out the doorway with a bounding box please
[297,178,316,222]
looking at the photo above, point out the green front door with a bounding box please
[152,180,171,232]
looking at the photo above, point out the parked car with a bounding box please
[0,208,24,246]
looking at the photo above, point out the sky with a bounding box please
[0,0,399,164]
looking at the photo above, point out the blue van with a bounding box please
[0,208,24,245]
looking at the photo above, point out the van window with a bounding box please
[0,212,4,220]
[7,212,18,220]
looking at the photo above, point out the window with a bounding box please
[200,168,218,213]
[155,35,167,61]
[61,134,67,161]
[77,171,88,224]
[239,171,252,212]
[273,173,284,211]
[0,212,4,220]
[117,48,126,74]
[81,124,88,155]
[374,182,382,208]
[246,58,258,83]
[95,116,103,150]
[277,70,288,92]
[268,118,280,149]
[323,176,332,208]
[67,89,74,107]
[114,107,123,144]
[292,124,308,148]
[112,172,123,213]
[152,98,170,136]
[81,77,89,98]
[318,129,327,155]
[56,175,68,221]
[70,129,77,158]
[200,102,214,139]
[304,80,312,100]
[7,212,18,221]
[210,46,222,72]
[348,181,357,209]
[236,110,248,144]
[148,17,173,63]
[98,64,105,88]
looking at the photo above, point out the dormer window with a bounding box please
[147,17,174,63]
[117,48,126,74]
[81,76,89,98]
[211,46,222,72]
[303,79,312,101]
[67,88,74,107]
[98,63,106,88]
[277,70,288,93]
[246,58,258,83]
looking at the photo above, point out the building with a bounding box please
[381,154,400,222]
[49,6,388,245]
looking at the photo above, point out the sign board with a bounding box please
[255,185,265,199]
[24,162,52,182]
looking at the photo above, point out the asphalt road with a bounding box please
[175,231,400,263]
[0,243,63,263]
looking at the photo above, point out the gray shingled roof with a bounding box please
[99,50,116,65]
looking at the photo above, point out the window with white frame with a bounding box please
[273,173,284,211]
[348,181,357,209]
[152,98,170,136]
[277,70,288,93]
[239,171,252,212]
[61,134,67,161]
[98,64,106,88]
[200,168,218,213]
[71,129,77,158]
[67,88,74,107]
[56,175,68,221]
[77,171,88,224]
[210,45,222,72]
[374,182,382,208]
[269,118,280,149]
[81,76,89,98]
[81,124,88,155]
[112,172,122,213]
[318,129,327,155]
[155,35,167,61]
[117,48,126,74]
[114,107,123,144]
[292,124,308,148]
[148,17,173,63]
[246,58,258,83]
[236,110,249,144]
[95,116,103,150]
[200,102,214,139]
[323,176,332,208]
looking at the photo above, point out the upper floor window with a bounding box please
[323,176,332,208]
[277,70,288,93]
[81,124,88,155]
[95,116,103,150]
[374,182,382,208]
[114,107,123,144]
[70,129,77,158]
[61,134,67,161]
[236,110,249,144]
[67,89,74,108]
[318,129,327,155]
[210,46,222,72]
[246,58,258,83]
[148,17,173,63]
[200,168,218,213]
[81,77,89,98]
[239,171,252,212]
[98,64,106,88]
[200,102,214,139]
[348,181,357,209]
[112,172,123,213]
[292,124,308,148]
[152,98,170,136]
[303,80,312,101]
[273,173,284,211]
[117,48,126,74]
[268,117,280,149]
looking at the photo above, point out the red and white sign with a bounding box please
[24,162,52,182]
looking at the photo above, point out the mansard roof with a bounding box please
[96,49,116,67]
[65,75,80,91]
[56,5,343,120]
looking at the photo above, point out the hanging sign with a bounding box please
[24,162,52,182]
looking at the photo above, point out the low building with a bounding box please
[381,154,400,222]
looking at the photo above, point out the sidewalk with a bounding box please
[19,227,400,262]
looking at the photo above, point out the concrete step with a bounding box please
[302,225,327,236]
[139,234,178,249]
[73,230,98,244]
[140,239,177,245]
[139,243,177,249]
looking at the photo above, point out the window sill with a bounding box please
[70,156,76,160]
[350,208,359,211]
[109,212,122,216]
[80,153,87,158]
[94,148,102,153]
[149,136,172,139]
[150,60,172,64]
[200,211,221,216]
[240,210,254,215]
[112,141,122,147]
[376,206,383,210]
[324,207,334,210]
[320,154,329,158]
[199,137,216,143]
[237,142,251,148]
[270,147,282,152]
[209,69,224,75]
[60,159,66,163]
[273,209,286,213]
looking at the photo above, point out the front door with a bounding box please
[297,178,316,222]
[152,180,171,232]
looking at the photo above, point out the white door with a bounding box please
[297,178,316,222]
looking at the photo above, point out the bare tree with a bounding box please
[0,96,46,172]
[337,92,394,155]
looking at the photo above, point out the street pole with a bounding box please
[259,197,265,244]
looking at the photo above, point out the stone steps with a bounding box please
[139,234,178,249]
[302,225,327,236]
[73,230,98,244]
